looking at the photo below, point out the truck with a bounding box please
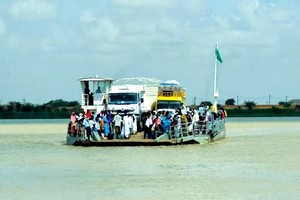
[107,77,161,130]
[155,80,186,113]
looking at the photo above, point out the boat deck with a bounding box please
[72,132,201,147]
[67,119,226,146]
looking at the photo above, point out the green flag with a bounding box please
[215,45,223,63]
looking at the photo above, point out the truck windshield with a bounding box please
[157,101,181,110]
[108,93,137,105]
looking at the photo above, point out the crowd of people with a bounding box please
[143,102,227,140]
[68,109,138,141]
[67,102,227,142]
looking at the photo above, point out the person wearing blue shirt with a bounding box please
[82,118,91,141]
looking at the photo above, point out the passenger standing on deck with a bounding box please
[107,110,113,133]
[192,109,199,122]
[102,112,110,138]
[198,102,206,120]
[99,115,104,139]
[70,112,76,123]
[181,102,187,115]
[205,109,213,133]
[132,114,137,134]
[153,113,162,139]
[122,113,130,139]
[88,92,94,105]
[161,112,172,138]
[174,111,182,138]
[128,114,133,135]
[69,112,76,135]
[89,116,101,141]
[210,105,217,119]
[85,109,92,119]
[84,86,90,95]
[144,112,153,139]
[221,107,227,119]
[94,114,101,140]
[76,116,84,136]
[192,109,199,127]
[82,117,91,141]
[113,112,122,139]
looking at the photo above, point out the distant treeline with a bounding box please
[0,99,83,119]
[223,98,300,117]
[226,107,300,117]
[1,99,300,119]
[225,105,300,117]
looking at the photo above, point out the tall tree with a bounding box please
[244,101,256,110]
[225,98,235,105]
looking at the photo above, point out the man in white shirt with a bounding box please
[113,112,122,139]
[144,112,153,139]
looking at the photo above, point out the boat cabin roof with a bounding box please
[78,77,114,82]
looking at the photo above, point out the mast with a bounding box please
[213,44,219,110]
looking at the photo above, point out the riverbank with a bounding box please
[0,111,70,119]
[1,99,300,119]
[1,108,300,119]
[225,105,300,117]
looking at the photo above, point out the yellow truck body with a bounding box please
[155,80,185,112]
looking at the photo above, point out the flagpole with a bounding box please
[213,44,219,109]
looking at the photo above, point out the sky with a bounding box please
[0,0,300,105]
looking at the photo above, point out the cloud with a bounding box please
[80,12,120,42]
[238,0,260,16]
[237,0,294,31]
[0,19,6,35]
[9,0,56,20]
[80,10,97,24]
[112,0,171,8]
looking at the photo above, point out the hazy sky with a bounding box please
[1,0,299,105]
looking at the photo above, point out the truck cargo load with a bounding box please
[155,80,186,113]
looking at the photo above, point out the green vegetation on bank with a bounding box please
[1,98,300,119]
[0,99,83,119]
[224,98,300,117]
[226,106,300,117]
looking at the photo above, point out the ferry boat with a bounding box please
[67,118,226,146]
[66,45,226,146]
[66,99,226,147]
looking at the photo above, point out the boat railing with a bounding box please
[155,118,226,142]
[210,118,225,135]
[153,121,198,142]
[81,94,105,107]
[81,94,89,106]
[67,121,86,139]
[68,117,225,143]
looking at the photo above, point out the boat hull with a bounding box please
[66,128,225,147]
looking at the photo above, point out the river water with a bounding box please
[0,118,299,200]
